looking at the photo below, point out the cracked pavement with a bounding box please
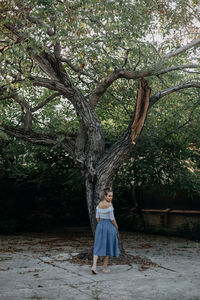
[0,228,199,300]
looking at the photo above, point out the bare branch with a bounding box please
[3,23,26,43]
[89,69,151,109]
[1,125,76,160]
[0,94,15,101]
[107,91,130,114]
[0,87,59,131]
[29,76,66,92]
[89,38,200,108]
[61,57,98,83]
[3,22,71,87]
[133,48,141,71]
[26,15,55,36]
[158,97,200,143]
[164,38,200,60]
[30,51,72,85]
[54,41,61,59]
[89,64,200,109]
[158,64,200,75]
[12,93,32,132]
[122,48,131,68]
[61,57,80,72]
[31,93,61,112]
[1,125,56,146]
[149,81,200,107]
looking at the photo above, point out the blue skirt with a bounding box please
[93,219,119,257]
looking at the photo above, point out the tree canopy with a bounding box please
[1,0,200,137]
[1,0,200,233]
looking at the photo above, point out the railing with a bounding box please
[141,209,200,228]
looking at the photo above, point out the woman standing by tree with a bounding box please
[91,188,119,274]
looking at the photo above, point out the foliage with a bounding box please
[0,139,88,233]
[0,0,200,233]
[0,0,199,135]
[114,88,200,199]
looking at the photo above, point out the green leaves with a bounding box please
[1,0,200,195]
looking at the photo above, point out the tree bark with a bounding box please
[83,79,151,255]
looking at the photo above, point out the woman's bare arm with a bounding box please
[111,219,118,230]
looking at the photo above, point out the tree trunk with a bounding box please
[85,178,97,235]
[85,173,111,235]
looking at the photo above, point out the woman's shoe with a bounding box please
[91,266,98,274]
[102,268,111,273]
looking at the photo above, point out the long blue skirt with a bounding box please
[93,219,119,257]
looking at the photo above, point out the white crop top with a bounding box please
[96,206,115,221]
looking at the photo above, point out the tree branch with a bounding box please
[30,51,72,85]
[13,2,55,36]
[8,92,33,132]
[61,57,98,83]
[29,76,67,92]
[89,38,200,108]
[1,125,76,160]
[149,81,200,107]
[96,78,151,180]
[26,15,55,36]
[0,94,15,101]
[122,48,131,68]
[164,38,200,60]
[1,125,57,145]
[95,78,200,184]
[157,64,200,75]
[89,64,199,109]
[89,69,151,109]
[2,21,72,88]
[3,23,26,43]
[31,93,61,112]
[3,21,103,143]
[157,97,200,143]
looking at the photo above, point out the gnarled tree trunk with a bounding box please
[82,78,151,255]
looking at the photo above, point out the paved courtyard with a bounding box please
[0,228,199,300]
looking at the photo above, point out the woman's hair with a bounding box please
[103,187,113,196]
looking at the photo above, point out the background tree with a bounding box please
[0,0,200,235]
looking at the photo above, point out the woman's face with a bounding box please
[104,192,113,202]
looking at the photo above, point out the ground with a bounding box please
[0,228,199,300]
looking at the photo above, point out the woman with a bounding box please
[91,188,119,274]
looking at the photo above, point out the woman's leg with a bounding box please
[103,256,109,269]
[92,255,98,269]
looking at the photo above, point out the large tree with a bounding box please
[1,0,200,234]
